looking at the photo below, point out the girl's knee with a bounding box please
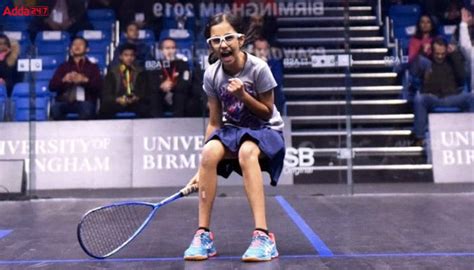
[201,140,225,168]
[238,141,260,167]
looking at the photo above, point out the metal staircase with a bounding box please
[278,0,433,183]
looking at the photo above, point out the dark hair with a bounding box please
[414,15,437,39]
[204,13,257,64]
[0,34,11,48]
[119,43,137,55]
[126,22,139,31]
[432,36,448,48]
[159,37,176,49]
[253,37,269,45]
[71,36,89,48]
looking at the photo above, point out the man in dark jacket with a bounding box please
[150,38,191,117]
[413,37,474,145]
[100,44,151,119]
[49,37,102,120]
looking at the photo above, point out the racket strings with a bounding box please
[78,204,153,257]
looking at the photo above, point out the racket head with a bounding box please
[77,202,156,259]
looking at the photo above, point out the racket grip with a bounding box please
[180,184,198,196]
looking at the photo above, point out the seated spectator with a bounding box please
[111,22,152,67]
[149,38,191,117]
[247,14,278,46]
[100,44,151,119]
[412,37,474,146]
[408,15,438,79]
[28,0,93,41]
[49,37,102,120]
[422,0,463,25]
[116,0,163,39]
[0,34,20,96]
[252,38,286,114]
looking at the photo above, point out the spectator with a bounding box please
[116,0,163,38]
[111,22,153,67]
[28,0,93,41]
[409,15,437,66]
[247,14,278,46]
[252,38,286,114]
[49,37,102,120]
[150,38,191,117]
[100,44,151,119]
[421,0,463,25]
[0,34,20,96]
[459,8,473,71]
[412,37,474,146]
[408,14,438,97]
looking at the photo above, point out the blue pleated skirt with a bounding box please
[206,125,285,186]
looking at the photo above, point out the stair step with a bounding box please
[292,129,413,148]
[284,72,398,87]
[286,99,409,115]
[281,48,389,62]
[277,36,384,46]
[320,0,372,6]
[293,167,433,184]
[284,85,403,96]
[293,129,412,136]
[278,26,380,38]
[277,16,377,26]
[308,146,423,155]
[290,114,414,125]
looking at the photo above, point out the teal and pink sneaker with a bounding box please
[184,229,217,261]
[242,230,279,262]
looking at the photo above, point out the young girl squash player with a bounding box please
[184,13,285,262]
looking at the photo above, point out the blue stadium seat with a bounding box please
[1,16,32,32]
[115,112,136,119]
[37,55,63,69]
[10,82,50,121]
[35,69,56,85]
[77,30,112,54]
[120,29,155,47]
[1,31,31,57]
[35,31,70,57]
[438,25,457,42]
[87,9,116,33]
[0,84,7,121]
[87,54,107,72]
[389,5,421,27]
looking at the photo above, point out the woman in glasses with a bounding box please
[183,12,285,262]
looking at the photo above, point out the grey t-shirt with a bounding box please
[203,52,284,131]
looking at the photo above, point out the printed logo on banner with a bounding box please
[0,121,132,190]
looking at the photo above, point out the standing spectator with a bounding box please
[252,38,285,114]
[459,8,473,70]
[28,0,93,41]
[0,34,20,96]
[412,37,474,146]
[49,37,102,120]
[111,22,153,67]
[100,44,151,119]
[150,38,191,117]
